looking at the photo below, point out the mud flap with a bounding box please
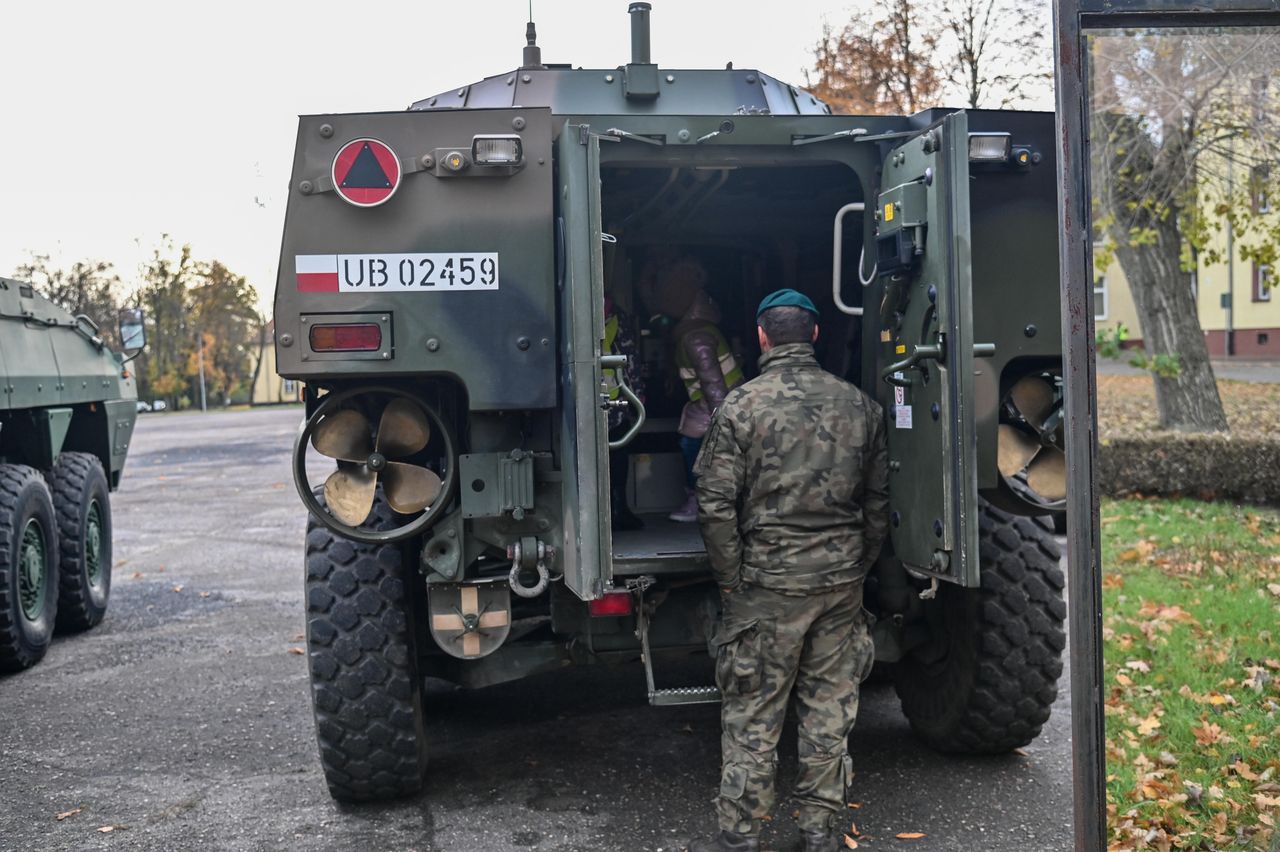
[428,583,511,659]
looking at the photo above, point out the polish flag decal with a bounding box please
[295,255,339,292]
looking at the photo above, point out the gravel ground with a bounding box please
[0,407,1073,852]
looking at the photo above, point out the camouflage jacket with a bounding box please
[694,342,890,594]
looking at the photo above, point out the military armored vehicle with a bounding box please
[0,280,141,671]
[275,3,1066,802]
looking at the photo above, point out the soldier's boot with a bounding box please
[796,828,841,852]
[687,830,760,852]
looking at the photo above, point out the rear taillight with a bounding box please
[588,590,633,618]
[309,323,382,352]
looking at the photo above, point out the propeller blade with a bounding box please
[312,409,373,462]
[377,398,432,458]
[997,424,1041,478]
[1026,447,1068,502]
[382,462,442,514]
[1010,375,1056,429]
[323,465,378,526]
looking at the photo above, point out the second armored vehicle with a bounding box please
[0,280,141,671]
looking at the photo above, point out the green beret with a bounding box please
[756,288,819,319]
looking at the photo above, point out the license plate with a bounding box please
[335,253,499,292]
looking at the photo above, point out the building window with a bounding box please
[1093,275,1109,320]
[1260,332,1271,347]
[1251,163,1272,214]
[1255,264,1273,302]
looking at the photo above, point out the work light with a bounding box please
[968,132,1011,162]
[471,135,524,165]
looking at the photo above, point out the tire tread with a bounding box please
[894,502,1066,753]
[306,494,426,802]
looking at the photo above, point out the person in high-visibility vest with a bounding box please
[604,295,646,530]
[647,257,745,523]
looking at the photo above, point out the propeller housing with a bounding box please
[294,387,458,544]
[995,371,1066,511]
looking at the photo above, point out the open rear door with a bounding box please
[876,111,981,586]
[556,122,612,600]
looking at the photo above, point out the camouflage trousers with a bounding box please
[710,581,874,835]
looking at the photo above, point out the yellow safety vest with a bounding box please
[603,314,622,400]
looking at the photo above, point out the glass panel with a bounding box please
[1087,27,1280,845]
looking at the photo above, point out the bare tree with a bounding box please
[1091,29,1280,432]
[941,0,1051,109]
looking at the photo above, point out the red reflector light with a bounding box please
[588,591,632,618]
[309,323,382,352]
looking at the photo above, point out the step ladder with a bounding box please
[636,589,721,707]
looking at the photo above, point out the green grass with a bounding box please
[1102,497,1280,849]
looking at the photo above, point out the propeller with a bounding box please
[310,398,443,525]
[997,374,1067,503]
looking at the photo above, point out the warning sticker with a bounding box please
[894,385,905,407]
[332,138,401,207]
[880,329,892,343]
[884,202,895,222]
[895,405,913,429]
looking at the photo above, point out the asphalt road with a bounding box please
[0,407,1073,852]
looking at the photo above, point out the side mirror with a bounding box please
[119,307,146,351]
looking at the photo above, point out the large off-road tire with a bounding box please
[50,452,112,633]
[305,492,428,802]
[0,465,60,672]
[893,503,1066,753]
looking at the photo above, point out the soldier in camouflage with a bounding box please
[689,289,890,852]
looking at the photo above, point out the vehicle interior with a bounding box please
[597,161,872,573]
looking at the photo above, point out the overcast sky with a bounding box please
[0,1,1050,313]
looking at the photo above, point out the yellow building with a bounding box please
[250,321,302,405]
[1094,224,1279,359]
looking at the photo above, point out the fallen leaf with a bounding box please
[199,591,211,599]
[1013,747,1029,757]
[1267,583,1280,597]
[288,647,305,655]
[171,585,183,593]
[844,836,858,849]
[1136,714,1162,736]
[896,832,927,839]
[96,824,127,833]
[131,572,143,579]
[846,802,862,810]
[1125,660,1151,673]
[1235,761,1260,781]
[55,807,82,821]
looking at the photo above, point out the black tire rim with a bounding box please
[18,518,47,622]
[85,499,104,588]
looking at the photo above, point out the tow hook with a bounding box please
[507,536,554,598]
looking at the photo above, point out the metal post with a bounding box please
[1051,3,1107,850]
[1226,149,1236,357]
[198,331,208,412]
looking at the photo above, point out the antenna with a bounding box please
[522,6,545,70]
